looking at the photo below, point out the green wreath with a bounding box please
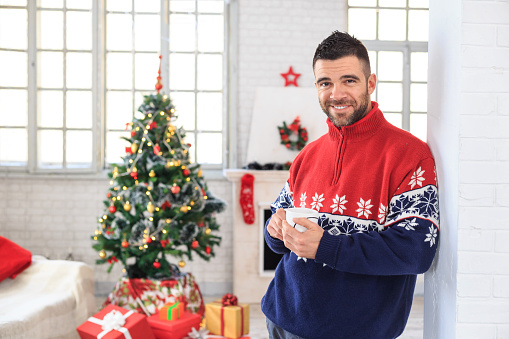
[278,116,308,151]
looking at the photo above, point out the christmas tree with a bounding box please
[92,59,226,279]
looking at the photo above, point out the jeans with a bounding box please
[266,318,305,339]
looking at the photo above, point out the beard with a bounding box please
[320,90,370,128]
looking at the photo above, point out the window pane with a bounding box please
[0,128,27,164]
[66,0,92,10]
[384,113,402,128]
[107,53,133,90]
[410,113,427,141]
[66,91,92,128]
[39,90,63,128]
[66,130,92,167]
[39,10,63,49]
[107,0,132,12]
[170,0,196,12]
[0,90,27,126]
[379,0,406,7]
[39,51,63,88]
[135,53,159,90]
[196,132,221,164]
[409,0,429,9]
[0,0,27,5]
[377,51,403,81]
[67,11,92,50]
[368,51,377,76]
[0,51,27,87]
[107,91,134,130]
[408,10,429,42]
[198,1,224,13]
[378,9,406,41]
[107,14,133,51]
[0,9,27,49]
[106,131,129,164]
[410,83,427,112]
[67,52,92,89]
[170,14,196,52]
[170,53,196,90]
[377,83,402,112]
[197,92,222,131]
[134,14,160,52]
[348,9,376,40]
[39,0,63,8]
[197,54,222,91]
[186,131,196,163]
[170,92,195,131]
[39,129,63,168]
[198,15,223,52]
[134,0,159,13]
[411,52,428,82]
[348,0,376,6]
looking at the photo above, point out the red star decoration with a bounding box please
[280,66,301,87]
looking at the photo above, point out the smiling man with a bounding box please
[261,31,440,339]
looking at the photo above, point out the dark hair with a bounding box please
[312,31,371,78]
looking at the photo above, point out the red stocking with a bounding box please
[240,174,255,224]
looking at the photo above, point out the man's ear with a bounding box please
[367,73,377,95]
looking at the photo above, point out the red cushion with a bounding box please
[0,236,32,283]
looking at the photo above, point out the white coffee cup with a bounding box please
[285,207,319,232]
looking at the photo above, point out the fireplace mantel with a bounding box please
[224,169,289,303]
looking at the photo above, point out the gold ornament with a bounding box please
[180,206,188,213]
[149,170,156,178]
[205,228,211,235]
[99,250,106,259]
[147,202,155,213]
[131,143,138,153]
[198,169,203,177]
[124,202,131,212]
[178,260,186,268]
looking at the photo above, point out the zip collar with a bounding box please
[327,101,386,141]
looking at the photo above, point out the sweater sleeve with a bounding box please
[315,157,439,275]
[264,181,293,255]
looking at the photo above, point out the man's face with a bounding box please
[314,56,376,128]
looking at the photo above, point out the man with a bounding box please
[261,31,439,339]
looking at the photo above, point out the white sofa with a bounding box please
[0,256,96,339]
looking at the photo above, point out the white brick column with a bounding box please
[426,0,509,338]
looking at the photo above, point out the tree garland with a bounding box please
[278,116,308,151]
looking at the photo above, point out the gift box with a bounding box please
[159,301,185,321]
[148,311,201,339]
[205,294,249,339]
[77,304,155,339]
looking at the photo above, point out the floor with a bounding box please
[95,295,424,339]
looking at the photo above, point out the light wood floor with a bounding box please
[96,295,424,339]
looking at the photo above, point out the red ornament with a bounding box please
[280,66,301,87]
[192,240,199,249]
[171,186,181,194]
[107,192,111,198]
[198,222,205,227]
[162,201,172,210]
[161,239,170,248]
[121,240,129,248]
[183,169,190,176]
[153,144,161,155]
[155,55,163,93]
[125,147,133,155]
[205,246,211,255]
[130,172,138,180]
[146,237,152,244]
[109,205,116,213]
[150,121,157,129]
[153,261,161,269]
[130,130,136,137]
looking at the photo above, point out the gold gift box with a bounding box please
[205,300,249,339]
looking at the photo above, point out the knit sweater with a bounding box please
[261,102,439,339]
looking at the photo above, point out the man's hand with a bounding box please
[282,217,324,259]
[267,208,286,241]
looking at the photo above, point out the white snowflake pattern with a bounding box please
[378,203,387,224]
[397,218,419,231]
[330,194,348,214]
[424,226,437,247]
[409,167,425,189]
[355,198,373,218]
[300,192,307,208]
[310,193,324,211]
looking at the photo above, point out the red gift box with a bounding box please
[147,311,201,339]
[77,304,155,339]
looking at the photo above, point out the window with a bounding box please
[0,0,228,172]
[348,0,429,141]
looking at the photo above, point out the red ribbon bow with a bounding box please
[221,293,238,306]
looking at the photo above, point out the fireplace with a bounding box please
[224,169,289,303]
